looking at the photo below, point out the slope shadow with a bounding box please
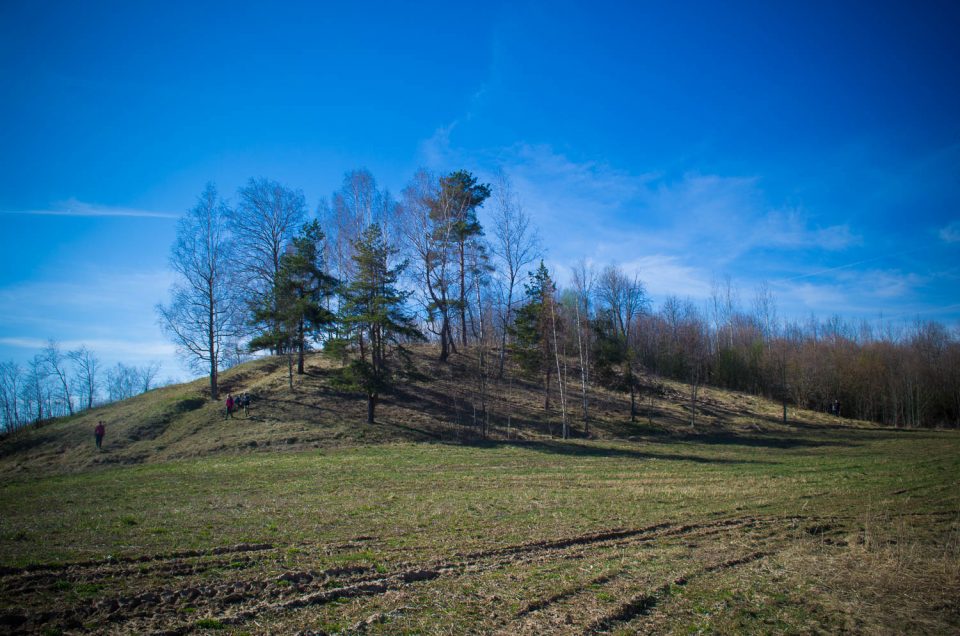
[671,432,854,450]
[0,430,62,458]
[454,439,777,465]
[390,383,556,438]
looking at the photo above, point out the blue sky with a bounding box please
[1,1,958,382]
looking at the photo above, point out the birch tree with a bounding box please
[399,170,457,360]
[68,345,100,410]
[571,260,595,435]
[157,183,243,400]
[596,265,648,422]
[231,178,307,352]
[490,170,541,377]
[42,340,73,416]
[0,361,23,431]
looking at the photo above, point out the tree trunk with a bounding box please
[498,285,514,379]
[544,366,552,411]
[208,281,219,401]
[297,317,305,374]
[460,243,468,348]
[550,299,568,439]
[690,382,697,427]
[439,316,450,362]
[288,349,294,392]
[575,302,589,436]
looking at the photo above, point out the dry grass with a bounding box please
[0,346,957,634]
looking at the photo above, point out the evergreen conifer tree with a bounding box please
[249,220,336,385]
[335,224,423,423]
[511,261,556,411]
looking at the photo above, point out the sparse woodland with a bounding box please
[2,169,958,433]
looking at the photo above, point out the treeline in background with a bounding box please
[4,167,957,432]
[0,340,166,432]
[154,167,959,430]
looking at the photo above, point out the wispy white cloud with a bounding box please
[620,254,713,299]
[755,209,861,252]
[418,122,459,169]
[0,270,176,318]
[413,127,947,321]
[0,268,190,380]
[484,144,856,269]
[0,336,175,360]
[939,220,960,243]
[2,198,178,218]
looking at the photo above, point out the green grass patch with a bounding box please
[0,422,957,634]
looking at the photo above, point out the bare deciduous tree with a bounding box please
[106,363,139,402]
[321,169,396,286]
[23,354,49,424]
[571,260,595,435]
[597,264,649,422]
[490,170,541,377]
[157,183,244,400]
[399,170,458,361]
[68,345,100,410]
[137,361,162,393]
[0,361,23,432]
[43,340,73,416]
[231,177,307,351]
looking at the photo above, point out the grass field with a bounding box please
[2,422,958,634]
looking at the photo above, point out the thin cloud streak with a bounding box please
[3,198,178,219]
[773,249,923,284]
[0,336,175,360]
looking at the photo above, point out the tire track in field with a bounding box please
[0,515,793,635]
[581,551,768,635]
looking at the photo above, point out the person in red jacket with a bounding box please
[94,421,105,450]
[225,394,234,419]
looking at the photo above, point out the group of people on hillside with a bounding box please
[225,393,251,419]
[91,391,253,451]
[830,399,842,417]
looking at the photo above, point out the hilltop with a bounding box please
[0,346,863,477]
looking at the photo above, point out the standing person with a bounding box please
[94,421,105,450]
[241,393,250,417]
[225,394,234,419]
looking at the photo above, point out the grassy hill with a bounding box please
[0,347,853,477]
[1,347,957,634]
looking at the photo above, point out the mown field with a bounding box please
[1,423,958,634]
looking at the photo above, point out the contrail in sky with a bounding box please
[775,249,923,284]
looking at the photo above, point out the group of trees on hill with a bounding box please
[0,341,165,432]
[155,167,960,430]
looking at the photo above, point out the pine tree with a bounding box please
[249,220,336,388]
[511,261,556,411]
[334,224,423,423]
[438,170,491,348]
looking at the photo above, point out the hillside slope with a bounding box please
[0,346,859,477]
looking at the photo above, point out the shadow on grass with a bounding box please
[672,432,855,450]
[451,439,778,465]
[378,419,444,441]
[0,430,61,458]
